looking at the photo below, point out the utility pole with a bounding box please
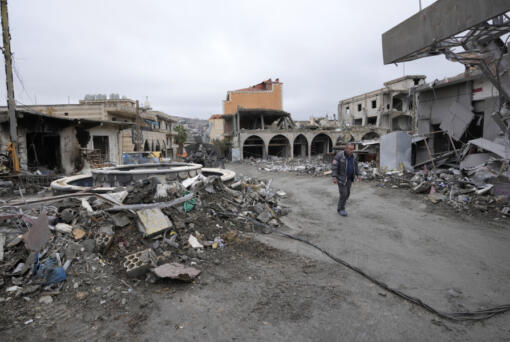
[1,0,16,145]
[136,100,141,151]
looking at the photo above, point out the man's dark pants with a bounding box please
[337,179,352,212]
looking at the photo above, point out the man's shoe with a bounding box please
[339,210,347,216]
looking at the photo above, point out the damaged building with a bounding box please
[0,109,132,174]
[337,75,426,141]
[414,69,504,165]
[0,96,175,160]
[223,108,343,160]
[210,79,344,161]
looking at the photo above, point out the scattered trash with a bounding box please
[55,223,73,234]
[72,228,86,240]
[188,235,203,249]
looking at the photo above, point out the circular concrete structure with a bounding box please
[91,162,202,187]
[50,166,236,193]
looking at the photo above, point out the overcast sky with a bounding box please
[1,0,463,120]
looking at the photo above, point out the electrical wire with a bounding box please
[270,227,510,322]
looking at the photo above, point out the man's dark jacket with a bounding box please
[332,151,359,185]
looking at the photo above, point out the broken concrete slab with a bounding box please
[110,213,131,228]
[23,211,49,252]
[467,138,506,159]
[136,208,173,237]
[152,262,201,282]
[440,102,474,141]
[460,153,494,170]
[256,210,273,224]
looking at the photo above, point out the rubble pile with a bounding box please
[185,143,223,167]
[358,162,510,218]
[246,157,331,176]
[0,173,288,324]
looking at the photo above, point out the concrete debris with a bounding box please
[188,235,203,249]
[185,142,223,168]
[23,211,49,252]
[246,157,331,177]
[123,249,157,278]
[136,208,173,237]
[0,167,287,319]
[359,156,510,217]
[110,213,131,227]
[152,262,201,282]
[55,223,73,234]
[60,208,77,224]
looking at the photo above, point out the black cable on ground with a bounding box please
[271,227,510,322]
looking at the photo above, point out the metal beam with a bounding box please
[382,0,510,64]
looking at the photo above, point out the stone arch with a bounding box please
[311,133,333,156]
[268,134,291,158]
[144,140,150,151]
[361,132,380,141]
[155,140,161,151]
[293,134,308,158]
[242,135,265,159]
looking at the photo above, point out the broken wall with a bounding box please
[417,82,472,136]
[60,126,81,175]
[483,97,503,141]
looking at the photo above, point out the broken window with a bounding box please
[93,136,109,160]
[353,118,363,126]
[392,98,403,111]
[357,104,362,112]
[371,100,377,109]
[367,117,377,125]
[346,106,350,115]
[413,78,420,85]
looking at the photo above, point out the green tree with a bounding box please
[174,125,188,156]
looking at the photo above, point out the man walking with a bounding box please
[332,143,360,216]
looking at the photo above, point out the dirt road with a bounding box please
[137,164,510,341]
